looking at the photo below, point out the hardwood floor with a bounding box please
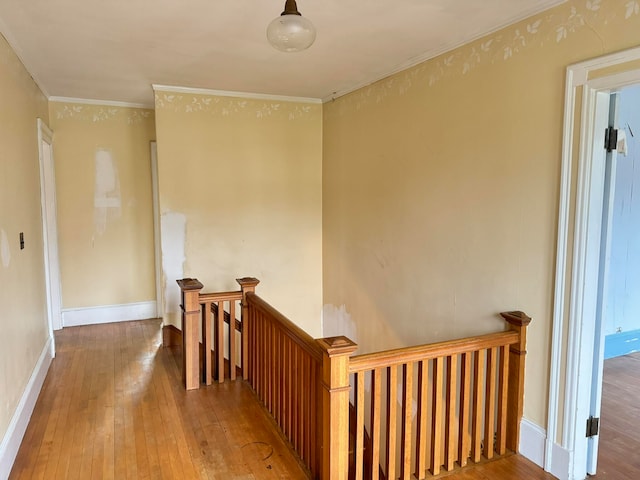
[10,320,309,479]
[591,352,640,479]
[10,319,558,479]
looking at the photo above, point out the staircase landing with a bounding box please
[10,319,555,479]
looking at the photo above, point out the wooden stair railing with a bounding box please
[347,311,530,480]
[176,277,258,389]
[177,278,531,480]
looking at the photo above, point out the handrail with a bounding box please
[177,278,531,480]
[199,290,242,303]
[349,330,519,371]
[246,292,324,362]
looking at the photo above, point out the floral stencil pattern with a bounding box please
[327,0,640,115]
[155,92,318,121]
[52,104,153,124]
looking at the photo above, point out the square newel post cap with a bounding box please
[317,336,358,357]
[236,277,260,288]
[500,311,532,328]
[176,278,203,290]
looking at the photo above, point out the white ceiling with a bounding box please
[0,0,564,106]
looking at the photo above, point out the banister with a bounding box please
[199,290,243,303]
[501,310,531,452]
[317,336,358,480]
[348,331,519,372]
[246,292,324,362]
[176,278,204,390]
[178,277,531,480]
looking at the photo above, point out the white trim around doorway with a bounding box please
[548,45,640,480]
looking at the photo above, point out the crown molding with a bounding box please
[48,96,152,109]
[321,0,566,102]
[152,84,322,104]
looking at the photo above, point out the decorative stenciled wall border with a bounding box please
[154,92,319,121]
[51,103,154,125]
[327,0,640,115]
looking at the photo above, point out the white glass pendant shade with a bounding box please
[266,1,316,52]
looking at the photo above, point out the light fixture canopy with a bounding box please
[266,0,316,53]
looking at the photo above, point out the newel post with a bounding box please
[177,278,204,391]
[500,310,532,452]
[317,336,358,480]
[237,277,260,381]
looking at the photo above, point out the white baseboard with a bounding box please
[0,337,53,480]
[62,301,158,327]
[549,441,571,480]
[520,418,547,468]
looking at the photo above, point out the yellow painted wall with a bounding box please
[154,92,323,336]
[322,0,640,429]
[0,35,50,443]
[49,102,156,308]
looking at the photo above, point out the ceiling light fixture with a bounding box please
[266,0,316,53]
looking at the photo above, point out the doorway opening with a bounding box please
[547,45,640,480]
[37,118,62,352]
[591,83,640,478]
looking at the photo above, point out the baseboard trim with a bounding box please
[519,418,546,468]
[0,337,53,480]
[604,328,640,359]
[549,441,571,480]
[162,324,182,347]
[62,301,158,327]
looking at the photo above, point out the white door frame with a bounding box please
[150,141,163,319]
[37,118,63,348]
[547,46,640,480]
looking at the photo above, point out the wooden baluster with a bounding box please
[300,354,309,460]
[237,277,259,380]
[430,356,444,476]
[216,301,225,383]
[317,336,358,480]
[278,332,284,426]
[355,371,366,480]
[400,363,413,480]
[248,305,255,387]
[294,345,301,453]
[310,359,319,477]
[287,338,294,440]
[458,352,472,467]
[387,365,398,479]
[262,318,267,404]
[271,328,282,425]
[201,302,213,385]
[471,350,485,463]
[484,346,497,459]
[371,368,382,480]
[496,344,510,455]
[268,318,272,408]
[500,311,531,452]
[257,312,263,399]
[176,278,203,391]
[445,354,458,471]
[283,336,290,438]
[414,360,428,480]
[229,300,237,380]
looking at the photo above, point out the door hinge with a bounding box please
[586,416,600,438]
[605,126,618,152]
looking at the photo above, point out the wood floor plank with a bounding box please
[591,351,640,479]
[7,318,581,480]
